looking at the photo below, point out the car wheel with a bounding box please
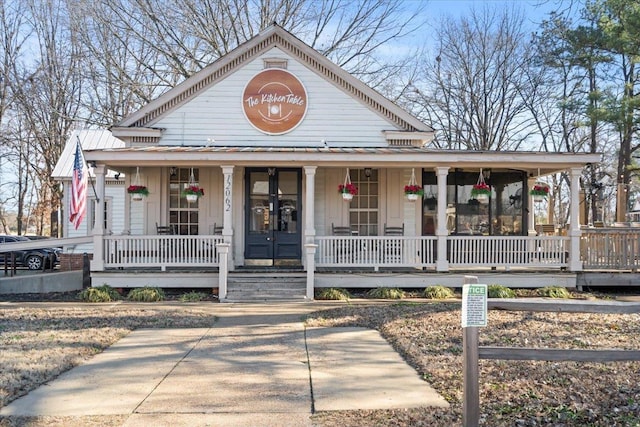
[26,254,43,270]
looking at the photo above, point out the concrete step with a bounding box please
[225,274,307,302]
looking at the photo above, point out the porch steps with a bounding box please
[225,273,307,302]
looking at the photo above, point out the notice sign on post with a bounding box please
[461,284,488,328]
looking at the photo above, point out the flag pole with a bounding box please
[78,135,100,204]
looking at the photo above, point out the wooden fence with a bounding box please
[462,276,640,427]
[581,228,640,270]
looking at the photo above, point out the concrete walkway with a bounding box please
[0,303,448,426]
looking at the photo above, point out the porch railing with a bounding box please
[315,236,437,270]
[315,235,569,270]
[103,235,223,269]
[448,235,569,268]
[581,228,640,271]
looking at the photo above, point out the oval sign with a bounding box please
[242,69,308,135]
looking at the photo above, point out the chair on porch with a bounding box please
[383,223,404,263]
[535,224,556,236]
[383,223,404,236]
[332,224,352,236]
[156,223,175,235]
[332,223,353,263]
[212,223,223,235]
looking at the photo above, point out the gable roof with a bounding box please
[52,129,125,179]
[116,24,431,134]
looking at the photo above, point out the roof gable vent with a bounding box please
[263,58,288,69]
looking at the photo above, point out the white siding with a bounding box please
[153,48,397,147]
[63,181,125,253]
[315,167,422,237]
[107,184,126,235]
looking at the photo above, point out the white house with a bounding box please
[52,129,126,257]
[59,25,605,299]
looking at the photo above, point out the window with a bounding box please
[422,169,526,236]
[89,197,111,234]
[349,169,378,236]
[169,168,199,235]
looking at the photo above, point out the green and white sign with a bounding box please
[461,284,488,327]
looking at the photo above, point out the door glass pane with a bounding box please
[250,172,270,233]
[278,171,297,233]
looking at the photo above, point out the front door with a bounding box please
[245,168,302,266]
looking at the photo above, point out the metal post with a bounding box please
[82,253,91,288]
[463,275,480,427]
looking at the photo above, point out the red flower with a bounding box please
[338,183,358,195]
[530,184,549,196]
[404,185,424,196]
[127,185,149,196]
[182,186,205,197]
[471,182,491,196]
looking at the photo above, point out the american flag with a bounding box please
[69,139,88,230]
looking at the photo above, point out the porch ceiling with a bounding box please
[84,146,602,176]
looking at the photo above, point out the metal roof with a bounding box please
[52,129,125,179]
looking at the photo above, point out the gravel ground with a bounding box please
[0,291,639,426]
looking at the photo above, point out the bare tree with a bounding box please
[72,0,424,97]
[1,0,425,234]
[405,6,538,151]
[5,0,83,234]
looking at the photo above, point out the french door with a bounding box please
[244,168,301,266]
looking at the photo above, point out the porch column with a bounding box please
[569,167,583,271]
[305,243,317,299]
[527,176,537,236]
[304,166,317,244]
[435,166,449,272]
[90,164,106,271]
[221,166,234,272]
[217,242,230,301]
[221,166,234,242]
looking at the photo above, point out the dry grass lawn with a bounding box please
[0,294,639,426]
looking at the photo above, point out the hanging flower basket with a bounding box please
[128,167,148,201]
[338,183,358,201]
[530,184,549,202]
[471,169,491,204]
[127,185,149,201]
[404,184,424,202]
[471,183,491,203]
[339,168,358,202]
[182,185,204,203]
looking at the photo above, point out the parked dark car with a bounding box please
[0,235,61,270]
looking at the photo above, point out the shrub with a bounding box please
[537,286,571,299]
[488,284,516,298]
[366,287,405,299]
[423,285,455,299]
[315,288,351,300]
[179,291,209,302]
[127,286,165,302]
[77,285,120,303]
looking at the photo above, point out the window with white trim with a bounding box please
[89,197,111,234]
[349,169,379,236]
[169,168,199,235]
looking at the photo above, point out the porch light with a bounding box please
[364,168,372,178]
[169,167,177,177]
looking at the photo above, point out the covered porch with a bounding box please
[78,146,605,298]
